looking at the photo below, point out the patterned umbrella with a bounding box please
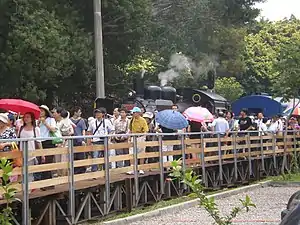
[155,110,188,130]
[283,107,300,116]
[183,106,214,123]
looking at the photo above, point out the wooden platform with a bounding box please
[0,134,298,205]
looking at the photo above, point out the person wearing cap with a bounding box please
[129,107,149,134]
[87,107,114,172]
[37,105,57,186]
[127,107,149,175]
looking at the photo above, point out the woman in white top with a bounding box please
[37,105,56,186]
[18,112,42,183]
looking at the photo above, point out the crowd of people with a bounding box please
[0,103,299,191]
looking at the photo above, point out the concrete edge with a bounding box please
[102,180,272,225]
[269,181,300,187]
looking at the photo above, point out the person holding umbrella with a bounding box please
[18,112,43,185]
[156,109,188,166]
[157,124,176,165]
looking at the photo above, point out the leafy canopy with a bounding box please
[215,77,244,102]
[243,17,300,95]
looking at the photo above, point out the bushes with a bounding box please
[0,158,18,225]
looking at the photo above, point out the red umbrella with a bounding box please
[0,99,40,119]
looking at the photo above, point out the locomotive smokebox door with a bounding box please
[94,97,114,114]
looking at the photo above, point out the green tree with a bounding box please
[243,17,300,95]
[0,0,94,107]
[273,35,300,101]
[148,0,263,89]
[0,0,265,107]
[72,0,153,99]
[215,77,244,102]
[0,0,153,107]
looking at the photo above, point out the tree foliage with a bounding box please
[243,17,300,95]
[0,0,94,106]
[0,0,272,108]
[0,158,19,225]
[215,77,244,102]
[273,34,300,100]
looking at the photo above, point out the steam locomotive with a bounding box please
[95,76,229,114]
[120,76,229,114]
[94,74,229,114]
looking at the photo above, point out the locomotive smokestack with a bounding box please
[133,71,145,98]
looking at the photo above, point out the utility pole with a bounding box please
[94,0,105,98]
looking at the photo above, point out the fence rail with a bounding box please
[0,130,300,225]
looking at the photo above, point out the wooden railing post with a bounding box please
[104,137,110,214]
[247,132,253,178]
[272,133,277,170]
[260,131,265,172]
[132,136,139,206]
[283,130,288,172]
[68,138,75,224]
[217,133,223,186]
[158,135,165,195]
[22,140,30,225]
[233,133,238,182]
[200,134,207,187]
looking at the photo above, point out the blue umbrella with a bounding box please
[155,110,188,130]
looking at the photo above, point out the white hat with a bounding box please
[143,112,154,119]
[39,105,51,116]
[88,117,95,123]
[0,113,9,124]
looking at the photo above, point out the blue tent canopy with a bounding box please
[232,95,285,117]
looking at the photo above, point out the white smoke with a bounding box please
[158,53,219,86]
[158,53,191,86]
[141,69,146,78]
[158,69,180,86]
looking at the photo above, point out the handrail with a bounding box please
[0,130,299,225]
[0,130,299,142]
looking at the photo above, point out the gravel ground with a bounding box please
[128,187,299,225]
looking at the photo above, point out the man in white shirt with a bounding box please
[255,112,267,135]
[87,108,114,172]
[211,111,229,137]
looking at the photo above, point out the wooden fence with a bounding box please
[0,132,299,194]
[0,131,299,225]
